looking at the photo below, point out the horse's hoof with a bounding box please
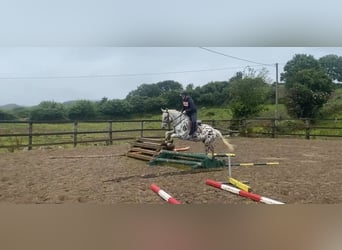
[167,143,175,150]
[164,142,175,151]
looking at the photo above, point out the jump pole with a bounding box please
[207,153,236,158]
[150,183,181,204]
[231,162,279,167]
[206,179,284,204]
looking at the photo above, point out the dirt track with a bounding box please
[0,137,341,204]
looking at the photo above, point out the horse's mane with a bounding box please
[164,109,180,114]
[172,109,184,116]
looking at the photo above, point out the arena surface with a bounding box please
[0,137,341,204]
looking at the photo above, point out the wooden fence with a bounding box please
[1,118,342,151]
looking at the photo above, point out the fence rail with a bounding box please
[1,118,342,151]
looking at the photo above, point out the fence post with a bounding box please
[271,118,276,138]
[73,121,78,147]
[140,121,144,138]
[241,119,247,136]
[28,122,33,150]
[305,119,310,140]
[108,121,113,145]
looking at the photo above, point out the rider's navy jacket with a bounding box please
[181,96,197,115]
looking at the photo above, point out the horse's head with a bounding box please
[161,108,170,129]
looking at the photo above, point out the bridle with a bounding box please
[163,110,186,128]
[162,110,172,124]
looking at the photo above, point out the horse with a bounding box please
[161,108,234,155]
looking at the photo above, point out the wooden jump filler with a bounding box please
[127,137,190,162]
[126,137,169,161]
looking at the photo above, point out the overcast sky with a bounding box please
[0,0,341,106]
[1,47,342,106]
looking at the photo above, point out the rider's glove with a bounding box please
[182,110,187,114]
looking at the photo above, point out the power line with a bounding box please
[198,47,275,66]
[0,65,267,80]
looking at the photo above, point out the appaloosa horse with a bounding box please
[161,108,234,154]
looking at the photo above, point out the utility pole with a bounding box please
[275,63,279,120]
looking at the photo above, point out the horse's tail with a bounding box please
[214,129,234,152]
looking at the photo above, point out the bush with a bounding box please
[0,110,17,120]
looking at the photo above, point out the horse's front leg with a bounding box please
[165,130,174,142]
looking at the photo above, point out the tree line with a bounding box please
[1,53,341,121]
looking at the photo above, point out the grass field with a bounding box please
[1,106,342,153]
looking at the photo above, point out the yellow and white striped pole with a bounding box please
[228,177,251,192]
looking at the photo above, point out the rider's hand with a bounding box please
[182,110,186,114]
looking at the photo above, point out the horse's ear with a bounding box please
[161,108,165,112]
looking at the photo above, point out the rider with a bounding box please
[180,91,198,138]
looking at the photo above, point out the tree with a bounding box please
[242,66,272,83]
[29,101,67,121]
[319,54,342,82]
[282,54,335,118]
[185,83,195,92]
[160,91,182,109]
[126,95,149,114]
[284,69,334,118]
[126,81,183,114]
[126,83,160,98]
[156,80,183,93]
[196,81,230,106]
[228,77,271,119]
[229,71,243,82]
[11,107,31,120]
[126,80,183,99]
[0,110,17,120]
[98,99,132,118]
[67,100,97,120]
[281,54,321,83]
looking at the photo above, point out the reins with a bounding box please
[165,110,186,128]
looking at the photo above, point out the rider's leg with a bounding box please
[188,116,193,136]
[190,113,197,135]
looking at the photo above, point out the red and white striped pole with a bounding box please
[150,183,181,204]
[206,179,284,204]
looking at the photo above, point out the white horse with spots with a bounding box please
[161,108,234,154]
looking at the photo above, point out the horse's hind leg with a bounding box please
[209,144,214,155]
[204,144,209,154]
[204,141,214,156]
[203,142,211,155]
